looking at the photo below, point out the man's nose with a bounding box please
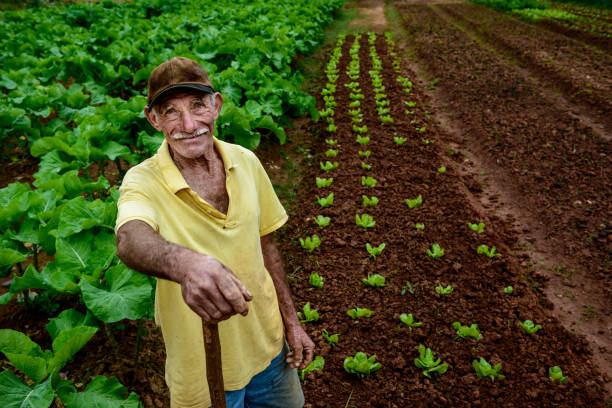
[180,109,198,132]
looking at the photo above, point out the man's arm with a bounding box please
[116,220,252,323]
[260,233,314,370]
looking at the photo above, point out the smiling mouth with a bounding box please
[171,127,209,140]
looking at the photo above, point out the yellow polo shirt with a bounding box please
[115,137,287,408]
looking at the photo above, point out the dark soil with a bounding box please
[274,32,608,407]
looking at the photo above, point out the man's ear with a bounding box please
[212,92,223,121]
[144,106,163,131]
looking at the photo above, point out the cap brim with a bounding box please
[149,84,214,108]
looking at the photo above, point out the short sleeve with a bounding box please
[115,167,160,234]
[252,155,288,236]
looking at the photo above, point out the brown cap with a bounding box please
[147,57,215,108]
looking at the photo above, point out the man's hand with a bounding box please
[179,252,253,323]
[284,323,315,370]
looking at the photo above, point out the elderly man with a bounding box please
[115,57,314,408]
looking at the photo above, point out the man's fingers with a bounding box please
[228,271,253,301]
[289,344,303,369]
[302,344,315,369]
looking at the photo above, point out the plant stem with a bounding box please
[104,323,121,360]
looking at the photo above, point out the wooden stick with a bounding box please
[202,321,226,408]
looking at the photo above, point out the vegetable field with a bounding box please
[1,0,611,406]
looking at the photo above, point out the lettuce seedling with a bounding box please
[405,194,423,209]
[414,345,448,379]
[380,115,394,124]
[345,81,360,90]
[361,162,372,170]
[349,92,364,100]
[308,272,324,289]
[349,100,360,108]
[356,135,370,145]
[473,357,505,381]
[348,108,361,117]
[405,101,416,107]
[503,286,513,295]
[326,124,336,133]
[518,320,542,335]
[427,243,445,259]
[320,161,339,172]
[298,355,325,381]
[358,150,371,158]
[394,136,407,145]
[422,138,435,144]
[435,284,453,295]
[377,107,390,115]
[401,281,417,295]
[417,126,426,133]
[314,215,330,227]
[299,235,321,252]
[322,329,339,348]
[351,116,363,124]
[347,307,372,320]
[415,223,425,230]
[400,313,422,330]
[362,274,385,287]
[316,193,334,207]
[477,244,501,258]
[468,222,485,234]
[325,149,338,157]
[362,176,377,187]
[366,242,386,259]
[452,322,483,341]
[316,177,333,188]
[297,302,319,323]
[362,195,379,207]
[549,366,568,383]
[353,125,368,134]
[325,138,338,146]
[437,166,446,173]
[375,99,389,108]
[356,214,375,230]
[319,108,334,117]
[344,352,381,378]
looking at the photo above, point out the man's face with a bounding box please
[144,91,223,161]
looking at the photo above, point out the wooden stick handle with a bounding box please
[203,321,226,408]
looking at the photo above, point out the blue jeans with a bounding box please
[209,343,305,408]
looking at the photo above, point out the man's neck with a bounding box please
[169,140,221,175]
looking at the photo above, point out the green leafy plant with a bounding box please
[437,166,446,173]
[399,313,423,330]
[355,214,376,230]
[320,161,339,172]
[353,124,368,134]
[394,136,407,145]
[316,177,333,188]
[414,345,448,379]
[325,138,338,146]
[518,320,542,335]
[473,357,505,381]
[299,235,321,252]
[427,243,445,259]
[322,329,339,348]
[308,272,324,289]
[477,245,501,258]
[549,366,568,383]
[366,242,386,259]
[361,162,372,170]
[356,135,370,145]
[362,274,386,288]
[504,286,513,295]
[316,193,334,207]
[325,149,338,157]
[380,115,394,124]
[358,150,371,158]
[362,195,379,207]
[344,352,381,378]
[298,355,325,381]
[452,322,483,341]
[401,282,417,295]
[297,302,319,323]
[415,223,425,230]
[326,123,336,133]
[468,222,485,234]
[314,215,330,227]
[361,176,377,187]
[405,101,416,107]
[435,284,453,295]
[405,194,423,208]
[346,307,373,320]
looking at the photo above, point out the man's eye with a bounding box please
[164,108,176,115]
[193,100,205,108]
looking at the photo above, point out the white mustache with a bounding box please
[171,127,209,140]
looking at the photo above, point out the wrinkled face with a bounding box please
[145,91,223,161]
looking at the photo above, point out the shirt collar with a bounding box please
[157,136,237,195]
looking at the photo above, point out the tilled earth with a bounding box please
[275,31,608,407]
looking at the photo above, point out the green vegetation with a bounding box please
[399,313,423,330]
[344,352,382,378]
[469,0,547,12]
[366,242,386,259]
[298,356,325,381]
[362,195,379,207]
[314,215,331,227]
[473,357,505,381]
[549,366,569,383]
[477,244,501,258]
[435,284,454,295]
[298,302,320,323]
[347,307,373,320]
[316,177,334,188]
[518,320,542,334]
[308,272,324,289]
[299,235,322,252]
[322,329,339,348]
[405,194,423,209]
[427,243,445,259]
[362,274,386,287]
[452,322,483,341]
[414,345,448,379]
[356,213,376,230]
[316,193,334,207]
